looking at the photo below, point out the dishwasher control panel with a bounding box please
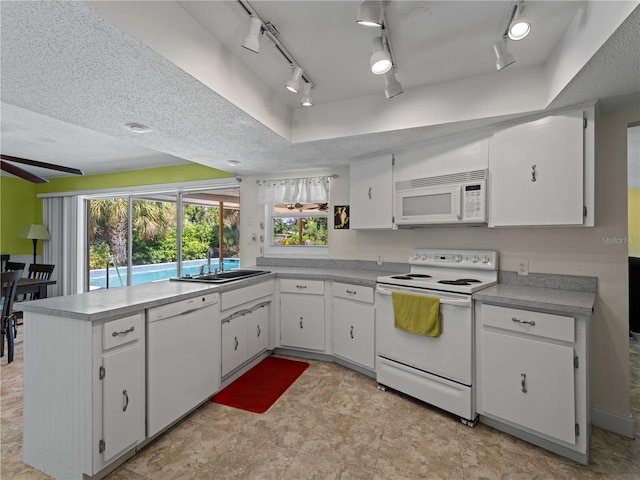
[147,293,219,321]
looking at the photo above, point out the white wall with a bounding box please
[239,105,638,423]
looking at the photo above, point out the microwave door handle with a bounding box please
[455,185,463,220]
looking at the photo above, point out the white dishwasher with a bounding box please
[147,293,220,437]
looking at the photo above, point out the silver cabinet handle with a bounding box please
[531,164,537,182]
[234,336,239,350]
[521,373,527,393]
[346,290,357,295]
[368,187,372,199]
[350,325,354,339]
[122,389,129,412]
[296,285,307,289]
[512,317,535,326]
[299,317,303,329]
[257,325,261,337]
[112,326,134,337]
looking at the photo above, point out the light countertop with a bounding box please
[473,283,596,315]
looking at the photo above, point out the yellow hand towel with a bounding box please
[391,292,441,337]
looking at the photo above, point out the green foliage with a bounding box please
[89,242,111,270]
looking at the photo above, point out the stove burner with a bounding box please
[391,275,413,280]
[456,278,481,283]
[407,274,432,278]
[438,280,473,286]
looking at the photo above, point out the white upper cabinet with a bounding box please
[349,153,394,229]
[489,106,595,227]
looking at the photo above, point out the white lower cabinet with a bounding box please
[477,303,591,464]
[23,311,146,480]
[97,314,146,465]
[280,279,325,351]
[332,282,375,369]
[220,280,274,378]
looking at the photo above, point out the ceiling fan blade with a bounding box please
[0,154,84,176]
[1,160,48,183]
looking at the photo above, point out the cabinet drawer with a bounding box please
[103,313,143,350]
[280,279,324,295]
[221,280,273,311]
[333,282,374,303]
[481,304,574,342]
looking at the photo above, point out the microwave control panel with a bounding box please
[463,183,485,220]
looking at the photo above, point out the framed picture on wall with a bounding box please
[334,205,349,229]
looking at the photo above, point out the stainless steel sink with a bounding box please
[170,269,270,284]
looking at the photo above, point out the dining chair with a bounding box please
[4,261,26,273]
[1,270,22,363]
[13,264,56,335]
[1,254,9,271]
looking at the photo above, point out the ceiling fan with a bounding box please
[1,154,84,183]
[285,202,329,212]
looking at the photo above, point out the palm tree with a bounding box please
[89,198,175,265]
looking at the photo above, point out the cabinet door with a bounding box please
[350,154,394,229]
[102,343,144,461]
[489,111,584,226]
[333,298,375,369]
[247,303,269,359]
[481,330,576,444]
[221,316,247,377]
[280,294,325,350]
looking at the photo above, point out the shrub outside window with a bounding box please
[271,203,328,247]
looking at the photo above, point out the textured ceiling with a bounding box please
[0,1,639,180]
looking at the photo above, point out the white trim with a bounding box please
[264,205,329,257]
[36,177,239,198]
[591,407,635,438]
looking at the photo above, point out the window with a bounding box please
[267,203,329,253]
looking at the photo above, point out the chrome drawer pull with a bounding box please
[521,373,527,393]
[531,164,537,182]
[122,389,129,412]
[234,336,239,350]
[299,317,304,329]
[112,326,135,337]
[296,285,307,289]
[512,317,535,326]
[257,325,261,337]
[346,290,357,295]
[350,326,354,339]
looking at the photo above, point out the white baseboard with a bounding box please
[592,407,635,438]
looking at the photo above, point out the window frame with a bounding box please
[264,204,329,257]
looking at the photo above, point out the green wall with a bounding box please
[1,163,233,256]
[0,176,40,255]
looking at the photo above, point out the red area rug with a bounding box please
[211,356,309,413]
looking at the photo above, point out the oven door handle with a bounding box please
[376,286,471,307]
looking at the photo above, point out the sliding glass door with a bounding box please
[86,187,239,292]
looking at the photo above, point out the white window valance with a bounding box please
[257,175,332,205]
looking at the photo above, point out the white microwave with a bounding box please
[394,169,487,226]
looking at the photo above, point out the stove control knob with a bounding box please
[472,256,479,263]
[413,252,421,260]
[455,255,463,262]
[482,255,490,264]
[422,253,428,260]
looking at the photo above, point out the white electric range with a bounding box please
[375,248,499,425]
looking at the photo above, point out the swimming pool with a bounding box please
[89,258,241,289]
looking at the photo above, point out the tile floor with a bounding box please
[1,330,639,479]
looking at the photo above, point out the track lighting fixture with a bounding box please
[384,70,403,99]
[241,15,262,53]
[356,0,384,27]
[493,37,516,71]
[300,83,313,106]
[508,2,531,40]
[285,65,303,93]
[370,36,392,75]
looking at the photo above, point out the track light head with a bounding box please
[370,36,392,75]
[508,3,531,40]
[357,0,384,27]
[285,66,304,93]
[300,83,313,106]
[384,70,403,99]
[241,16,262,53]
[493,37,516,71]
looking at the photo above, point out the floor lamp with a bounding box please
[19,224,50,264]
